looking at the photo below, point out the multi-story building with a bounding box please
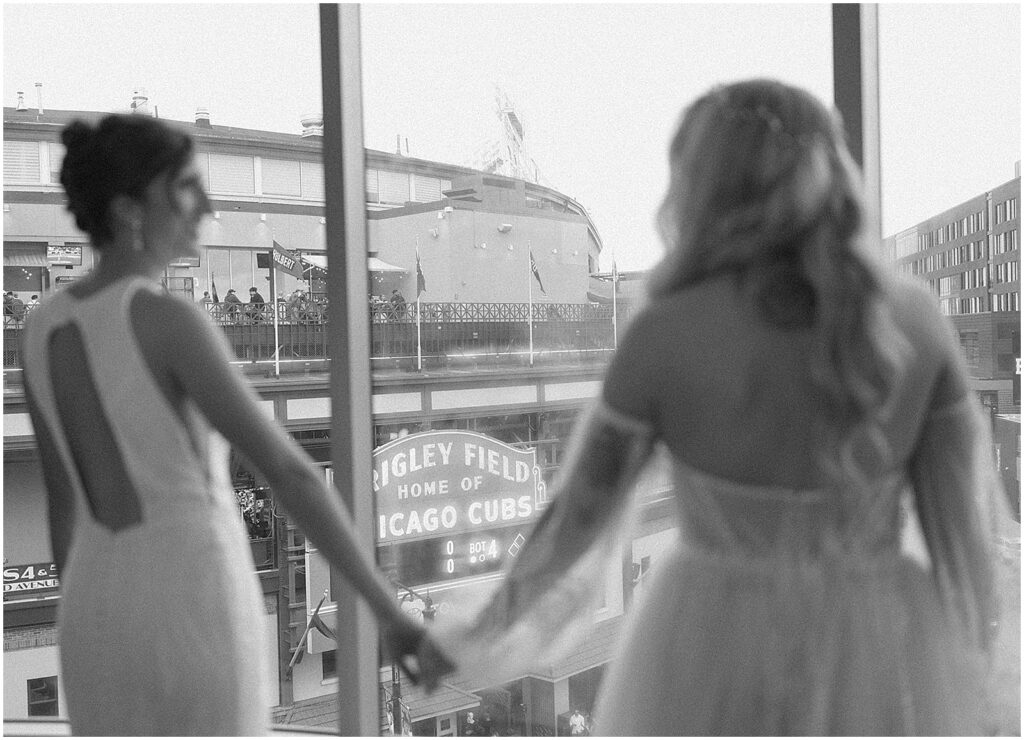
[3,104,602,307]
[886,170,1020,414]
[3,104,672,735]
[885,168,1021,508]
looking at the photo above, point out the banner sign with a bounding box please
[374,430,548,545]
[271,241,304,278]
[3,562,59,594]
[46,244,82,266]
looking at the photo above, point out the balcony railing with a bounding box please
[3,301,631,373]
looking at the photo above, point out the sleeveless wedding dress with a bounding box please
[437,393,1005,735]
[22,277,270,735]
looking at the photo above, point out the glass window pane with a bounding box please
[879,6,1020,735]
[4,3,326,731]
[261,157,302,197]
[360,5,832,735]
[209,153,256,195]
[3,140,39,183]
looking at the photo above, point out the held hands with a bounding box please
[383,613,456,693]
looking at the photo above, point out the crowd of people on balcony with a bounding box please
[3,291,39,327]
[193,285,327,325]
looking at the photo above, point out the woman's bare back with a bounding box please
[603,274,955,489]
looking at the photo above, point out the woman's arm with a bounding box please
[431,312,659,686]
[130,291,442,673]
[23,380,77,575]
[908,323,1002,651]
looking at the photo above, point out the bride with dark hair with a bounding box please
[22,114,451,735]
[436,79,1011,735]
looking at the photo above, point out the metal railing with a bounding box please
[4,301,631,372]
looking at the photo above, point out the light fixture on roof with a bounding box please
[497,223,512,233]
[300,113,323,138]
[15,91,25,112]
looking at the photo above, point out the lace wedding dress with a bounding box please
[436,394,1006,735]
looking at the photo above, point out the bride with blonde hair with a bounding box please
[436,78,1009,735]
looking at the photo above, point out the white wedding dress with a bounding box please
[436,393,1006,735]
[22,277,270,735]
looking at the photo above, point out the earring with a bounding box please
[130,219,145,253]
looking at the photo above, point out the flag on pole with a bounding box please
[270,240,304,279]
[612,259,619,292]
[415,247,426,297]
[529,249,546,295]
[211,275,220,303]
[310,611,336,641]
[287,590,332,674]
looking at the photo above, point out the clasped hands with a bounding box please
[384,613,456,692]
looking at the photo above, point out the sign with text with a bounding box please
[304,432,548,653]
[3,562,59,595]
[373,430,548,544]
[46,244,82,266]
[271,241,304,278]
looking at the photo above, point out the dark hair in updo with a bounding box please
[59,114,194,245]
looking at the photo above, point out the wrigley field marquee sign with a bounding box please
[373,430,548,544]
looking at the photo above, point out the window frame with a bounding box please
[26,676,59,718]
[319,4,882,734]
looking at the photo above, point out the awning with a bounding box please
[300,254,328,270]
[368,256,406,273]
[4,253,50,267]
[270,680,481,728]
[401,681,482,721]
[299,254,407,273]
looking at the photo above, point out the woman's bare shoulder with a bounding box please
[128,287,222,363]
[882,274,959,357]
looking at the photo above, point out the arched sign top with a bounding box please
[373,430,548,544]
[373,429,534,457]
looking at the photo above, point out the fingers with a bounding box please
[397,654,421,686]
[415,638,457,693]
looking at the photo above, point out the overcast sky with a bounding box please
[4,3,1019,270]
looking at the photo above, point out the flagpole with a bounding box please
[527,241,534,366]
[287,589,329,674]
[270,248,281,377]
[416,237,422,371]
[611,254,618,349]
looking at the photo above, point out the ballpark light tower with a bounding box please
[476,88,542,184]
